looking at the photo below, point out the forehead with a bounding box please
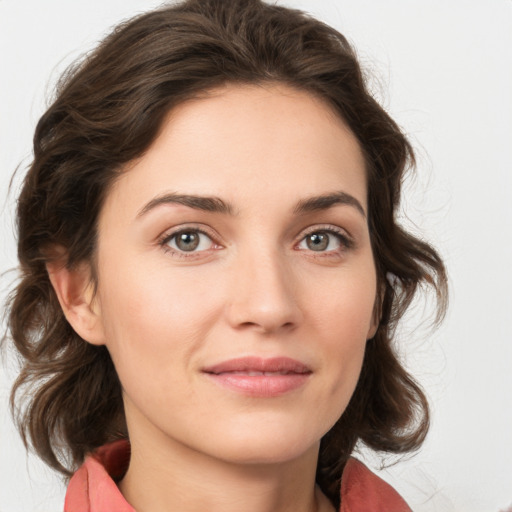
[103,83,367,220]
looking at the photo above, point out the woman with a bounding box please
[5,0,447,510]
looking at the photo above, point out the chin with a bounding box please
[217,440,318,466]
[195,420,325,466]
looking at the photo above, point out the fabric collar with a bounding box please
[64,440,411,512]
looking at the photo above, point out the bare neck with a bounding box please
[118,433,335,512]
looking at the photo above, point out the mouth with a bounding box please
[202,357,312,397]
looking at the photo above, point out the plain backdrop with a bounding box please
[1,1,511,511]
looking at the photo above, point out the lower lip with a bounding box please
[205,373,310,397]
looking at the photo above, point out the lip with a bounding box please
[202,357,312,397]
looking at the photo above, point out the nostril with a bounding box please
[225,264,303,332]
[236,320,297,335]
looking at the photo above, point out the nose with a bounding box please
[225,248,303,335]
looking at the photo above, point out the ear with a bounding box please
[366,311,379,340]
[367,281,385,340]
[46,252,106,346]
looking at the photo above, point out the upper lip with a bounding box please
[202,356,312,375]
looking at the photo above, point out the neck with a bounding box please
[119,428,335,512]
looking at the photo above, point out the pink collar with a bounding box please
[64,440,411,512]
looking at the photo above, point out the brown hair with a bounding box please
[5,0,447,506]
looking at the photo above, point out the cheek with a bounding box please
[100,250,220,330]
[309,267,376,398]
[311,262,377,339]
[95,257,223,390]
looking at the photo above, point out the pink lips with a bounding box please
[202,357,312,397]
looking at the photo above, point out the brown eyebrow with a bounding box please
[294,192,366,218]
[137,193,236,218]
[137,190,366,219]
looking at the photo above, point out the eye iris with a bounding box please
[306,232,329,251]
[176,232,200,251]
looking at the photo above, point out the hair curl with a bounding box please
[5,0,447,506]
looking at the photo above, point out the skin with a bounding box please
[49,83,378,512]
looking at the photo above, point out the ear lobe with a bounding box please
[46,256,106,346]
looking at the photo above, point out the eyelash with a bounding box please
[158,224,354,258]
[158,226,220,259]
[297,225,354,257]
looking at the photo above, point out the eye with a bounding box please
[162,229,215,253]
[297,229,352,253]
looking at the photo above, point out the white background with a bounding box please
[1,1,511,511]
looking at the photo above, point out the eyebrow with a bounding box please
[137,193,235,218]
[294,191,366,218]
[137,190,366,219]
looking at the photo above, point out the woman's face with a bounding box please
[91,83,377,465]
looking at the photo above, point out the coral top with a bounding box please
[64,440,411,512]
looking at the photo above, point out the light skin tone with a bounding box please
[48,83,378,512]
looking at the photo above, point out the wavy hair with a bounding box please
[5,0,447,506]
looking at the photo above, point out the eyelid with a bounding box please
[156,223,354,258]
[157,224,223,255]
[295,224,355,251]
